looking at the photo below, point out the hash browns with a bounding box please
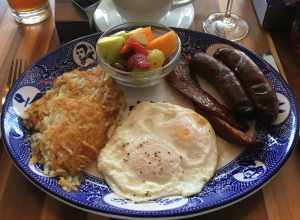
[24,67,125,191]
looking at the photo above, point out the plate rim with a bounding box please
[1,29,299,219]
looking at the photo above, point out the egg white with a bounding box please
[98,102,218,201]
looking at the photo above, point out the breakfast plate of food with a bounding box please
[1,23,298,219]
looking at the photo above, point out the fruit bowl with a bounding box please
[96,22,182,88]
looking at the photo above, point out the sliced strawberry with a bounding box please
[127,53,150,70]
[121,37,148,56]
[120,41,132,55]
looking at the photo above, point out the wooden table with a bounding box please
[0,0,299,219]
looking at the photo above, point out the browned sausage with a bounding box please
[194,103,261,147]
[214,48,278,124]
[190,52,254,117]
[166,59,248,131]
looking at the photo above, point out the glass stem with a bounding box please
[225,0,233,18]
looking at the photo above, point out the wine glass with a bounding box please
[203,0,249,41]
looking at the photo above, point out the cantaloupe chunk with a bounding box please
[128,28,148,45]
[143,26,154,42]
[147,31,177,58]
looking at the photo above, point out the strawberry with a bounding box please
[127,53,150,70]
[120,41,131,55]
[121,37,148,56]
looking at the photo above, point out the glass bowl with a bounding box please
[96,22,182,88]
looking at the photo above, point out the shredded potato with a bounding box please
[24,67,125,191]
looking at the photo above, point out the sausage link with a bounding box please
[214,48,278,124]
[166,59,248,131]
[190,52,254,117]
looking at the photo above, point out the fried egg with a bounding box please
[98,102,218,201]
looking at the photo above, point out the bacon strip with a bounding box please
[193,103,261,147]
[166,59,248,131]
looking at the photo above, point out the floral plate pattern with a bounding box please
[1,28,299,219]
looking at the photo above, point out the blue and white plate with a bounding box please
[1,29,299,219]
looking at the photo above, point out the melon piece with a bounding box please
[143,26,154,42]
[147,31,178,58]
[113,30,129,39]
[96,36,125,64]
[128,28,148,45]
